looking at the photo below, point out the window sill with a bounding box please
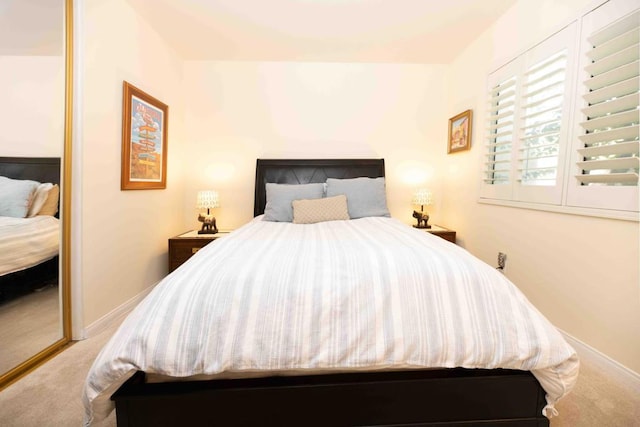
[478,198,639,222]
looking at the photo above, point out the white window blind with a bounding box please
[567,3,639,213]
[481,0,639,219]
[518,51,568,186]
[485,76,517,186]
[481,24,577,205]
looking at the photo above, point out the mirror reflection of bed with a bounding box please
[0,157,62,374]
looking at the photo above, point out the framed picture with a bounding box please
[121,81,168,190]
[448,109,472,154]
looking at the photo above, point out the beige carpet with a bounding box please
[0,318,119,427]
[552,350,640,427]
[0,285,62,374]
[0,316,638,426]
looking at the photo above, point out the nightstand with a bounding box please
[168,230,231,273]
[425,225,456,244]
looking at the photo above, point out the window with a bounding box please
[481,24,577,205]
[518,51,567,187]
[566,2,639,212]
[481,0,639,218]
[483,64,518,201]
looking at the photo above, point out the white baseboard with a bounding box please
[79,282,158,340]
[560,329,640,392]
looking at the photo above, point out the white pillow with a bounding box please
[27,182,54,217]
[0,176,39,218]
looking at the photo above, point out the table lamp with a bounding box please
[196,190,220,234]
[412,188,432,229]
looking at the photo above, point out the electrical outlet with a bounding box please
[497,252,507,271]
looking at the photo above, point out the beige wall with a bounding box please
[182,61,448,231]
[78,0,186,327]
[0,56,64,157]
[443,0,640,372]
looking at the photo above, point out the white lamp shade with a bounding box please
[412,189,433,206]
[196,190,220,209]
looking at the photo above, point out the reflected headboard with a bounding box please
[254,158,385,217]
[0,157,61,185]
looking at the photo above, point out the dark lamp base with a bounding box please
[197,212,218,235]
[198,228,218,235]
[412,209,430,230]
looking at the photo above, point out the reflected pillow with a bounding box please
[292,195,350,224]
[263,183,325,222]
[0,176,39,218]
[37,184,60,216]
[325,177,390,219]
[27,182,54,217]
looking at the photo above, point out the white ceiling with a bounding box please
[125,0,517,63]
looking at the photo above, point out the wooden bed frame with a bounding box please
[111,159,550,426]
[0,157,61,303]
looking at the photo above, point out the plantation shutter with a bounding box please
[480,60,520,201]
[485,77,517,185]
[567,4,639,212]
[481,24,576,205]
[517,51,568,186]
[578,10,639,186]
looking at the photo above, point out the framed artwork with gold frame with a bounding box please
[448,109,472,154]
[121,81,168,190]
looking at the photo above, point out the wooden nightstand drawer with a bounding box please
[426,225,456,244]
[168,230,231,273]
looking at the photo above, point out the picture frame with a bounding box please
[121,81,168,190]
[448,109,472,154]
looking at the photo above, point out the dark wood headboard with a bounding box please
[0,157,61,186]
[254,158,385,216]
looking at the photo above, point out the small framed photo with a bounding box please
[121,81,169,190]
[448,109,472,154]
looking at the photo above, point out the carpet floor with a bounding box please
[0,285,61,374]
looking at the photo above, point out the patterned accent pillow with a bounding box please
[38,184,60,216]
[292,195,350,224]
[37,184,60,216]
[27,182,54,217]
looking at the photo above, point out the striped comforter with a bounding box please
[83,216,579,424]
[0,216,59,276]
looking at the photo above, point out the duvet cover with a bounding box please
[83,216,578,424]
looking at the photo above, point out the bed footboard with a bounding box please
[111,368,549,427]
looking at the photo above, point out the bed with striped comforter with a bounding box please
[83,216,579,425]
[0,216,59,276]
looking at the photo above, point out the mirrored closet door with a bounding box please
[0,0,72,387]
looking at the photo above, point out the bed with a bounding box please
[0,157,61,303]
[83,158,579,427]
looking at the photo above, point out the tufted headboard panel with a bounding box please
[254,158,385,217]
[0,157,61,186]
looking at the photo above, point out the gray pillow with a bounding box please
[325,177,390,219]
[0,176,39,218]
[263,183,325,222]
